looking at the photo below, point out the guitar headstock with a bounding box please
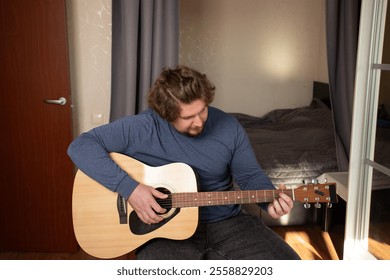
[294,183,338,209]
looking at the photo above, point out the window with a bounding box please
[345,0,390,260]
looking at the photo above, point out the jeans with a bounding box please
[136,211,301,260]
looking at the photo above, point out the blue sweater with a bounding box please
[67,106,275,223]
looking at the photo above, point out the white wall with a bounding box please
[66,0,112,135]
[180,0,328,116]
[66,0,328,135]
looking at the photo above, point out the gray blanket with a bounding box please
[230,99,338,186]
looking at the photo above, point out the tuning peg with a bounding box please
[304,202,311,209]
[315,202,321,208]
[326,202,333,208]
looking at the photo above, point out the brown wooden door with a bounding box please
[0,0,78,252]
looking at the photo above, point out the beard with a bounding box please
[184,125,204,137]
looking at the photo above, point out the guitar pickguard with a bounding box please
[128,186,180,235]
[129,208,181,235]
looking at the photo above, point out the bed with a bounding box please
[231,98,338,187]
[230,82,339,226]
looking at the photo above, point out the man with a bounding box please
[68,65,300,260]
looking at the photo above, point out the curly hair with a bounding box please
[147,65,215,122]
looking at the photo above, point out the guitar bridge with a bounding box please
[117,194,128,224]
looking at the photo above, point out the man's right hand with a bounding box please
[127,184,168,224]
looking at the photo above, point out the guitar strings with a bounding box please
[154,189,329,208]
[154,187,333,208]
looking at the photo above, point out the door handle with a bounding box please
[44,97,67,106]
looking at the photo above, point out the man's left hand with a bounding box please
[267,185,294,219]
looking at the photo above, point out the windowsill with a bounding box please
[317,172,349,201]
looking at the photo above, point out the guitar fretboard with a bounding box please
[171,189,295,208]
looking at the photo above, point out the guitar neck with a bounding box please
[171,189,294,208]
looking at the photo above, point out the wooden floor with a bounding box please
[0,225,345,260]
[272,225,344,260]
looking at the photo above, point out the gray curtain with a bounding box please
[326,0,361,172]
[110,0,179,121]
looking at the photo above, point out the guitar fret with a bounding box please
[171,188,300,208]
[176,190,253,207]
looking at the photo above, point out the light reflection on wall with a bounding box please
[259,42,297,81]
[180,0,328,116]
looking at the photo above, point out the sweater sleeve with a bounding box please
[229,121,275,210]
[67,118,139,199]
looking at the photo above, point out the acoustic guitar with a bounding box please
[72,152,338,259]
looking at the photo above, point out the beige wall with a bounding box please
[66,0,112,135]
[180,0,328,116]
[67,0,328,135]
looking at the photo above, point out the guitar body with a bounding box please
[72,153,199,259]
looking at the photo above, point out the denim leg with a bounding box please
[206,212,301,260]
[136,211,300,260]
[136,224,208,260]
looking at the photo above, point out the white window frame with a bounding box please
[344,0,388,260]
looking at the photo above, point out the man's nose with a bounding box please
[193,114,203,126]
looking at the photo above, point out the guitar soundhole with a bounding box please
[129,187,180,235]
[155,187,172,213]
